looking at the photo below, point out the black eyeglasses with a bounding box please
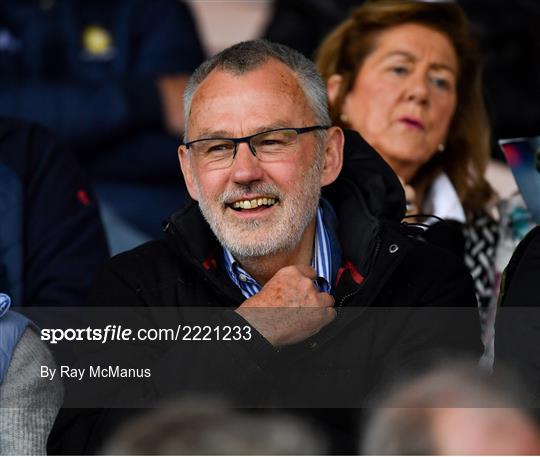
[183,125,329,170]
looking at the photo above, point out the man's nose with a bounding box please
[229,142,264,184]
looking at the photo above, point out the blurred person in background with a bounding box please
[0,0,204,254]
[0,296,63,455]
[496,226,540,405]
[104,398,326,455]
[316,0,498,348]
[362,360,540,455]
[461,0,540,161]
[264,0,358,59]
[0,118,108,306]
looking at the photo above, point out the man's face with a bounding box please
[179,60,338,260]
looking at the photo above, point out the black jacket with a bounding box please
[0,117,108,305]
[495,225,540,404]
[50,131,481,453]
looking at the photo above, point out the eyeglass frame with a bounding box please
[182,125,330,162]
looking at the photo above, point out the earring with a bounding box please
[437,143,445,153]
[340,112,349,124]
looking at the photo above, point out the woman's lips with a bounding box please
[400,117,425,130]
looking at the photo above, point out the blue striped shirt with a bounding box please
[223,206,334,299]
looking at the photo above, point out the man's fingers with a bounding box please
[319,292,335,308]
[326,306,337,321]
[320,304,337,326]
[304,292,334,309]
[320,294,336,325]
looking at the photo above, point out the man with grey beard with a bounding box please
[50,40,481,454]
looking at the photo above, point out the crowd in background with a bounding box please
[0,0,539,454]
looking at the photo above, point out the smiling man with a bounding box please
[176,48,345,346]
[53,40,482,453]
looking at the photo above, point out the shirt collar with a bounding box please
[422,172,466,224]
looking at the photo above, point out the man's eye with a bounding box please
[206,143,233,153]
[255,132,296,149]
[260,139,286,146]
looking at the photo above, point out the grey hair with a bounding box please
[362,360,535,455]
[183,39,331,142]
[105,397,327,454]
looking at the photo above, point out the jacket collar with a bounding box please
[323,130,405,276]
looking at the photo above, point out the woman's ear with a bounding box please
[326,74,344,106]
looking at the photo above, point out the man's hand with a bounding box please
[157,74,189,136]
[235,265,336,347]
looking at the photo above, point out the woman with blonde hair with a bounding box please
[316,0,498,316]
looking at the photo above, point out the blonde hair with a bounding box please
[316,0,493,214]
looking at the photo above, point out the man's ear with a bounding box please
[177,145,199,201]
[320,126,344,187]
[326,74,344,106]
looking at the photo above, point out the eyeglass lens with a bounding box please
[191,129,300,169]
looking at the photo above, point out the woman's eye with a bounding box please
[391,66,408,76]
[431,77,452,90]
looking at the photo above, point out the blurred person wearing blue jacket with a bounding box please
[0,0,205,253]
[0,294,63,455]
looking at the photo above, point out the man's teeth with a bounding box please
[232,198,277,209]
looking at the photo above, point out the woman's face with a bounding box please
[340,23,458,182]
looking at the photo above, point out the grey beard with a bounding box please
[197,181,320,259]
[194,160,323,260]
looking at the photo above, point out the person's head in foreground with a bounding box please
[105,398,326,455]
[362,361,540,455]
[178,39,344,277]
[316,0,493,216]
